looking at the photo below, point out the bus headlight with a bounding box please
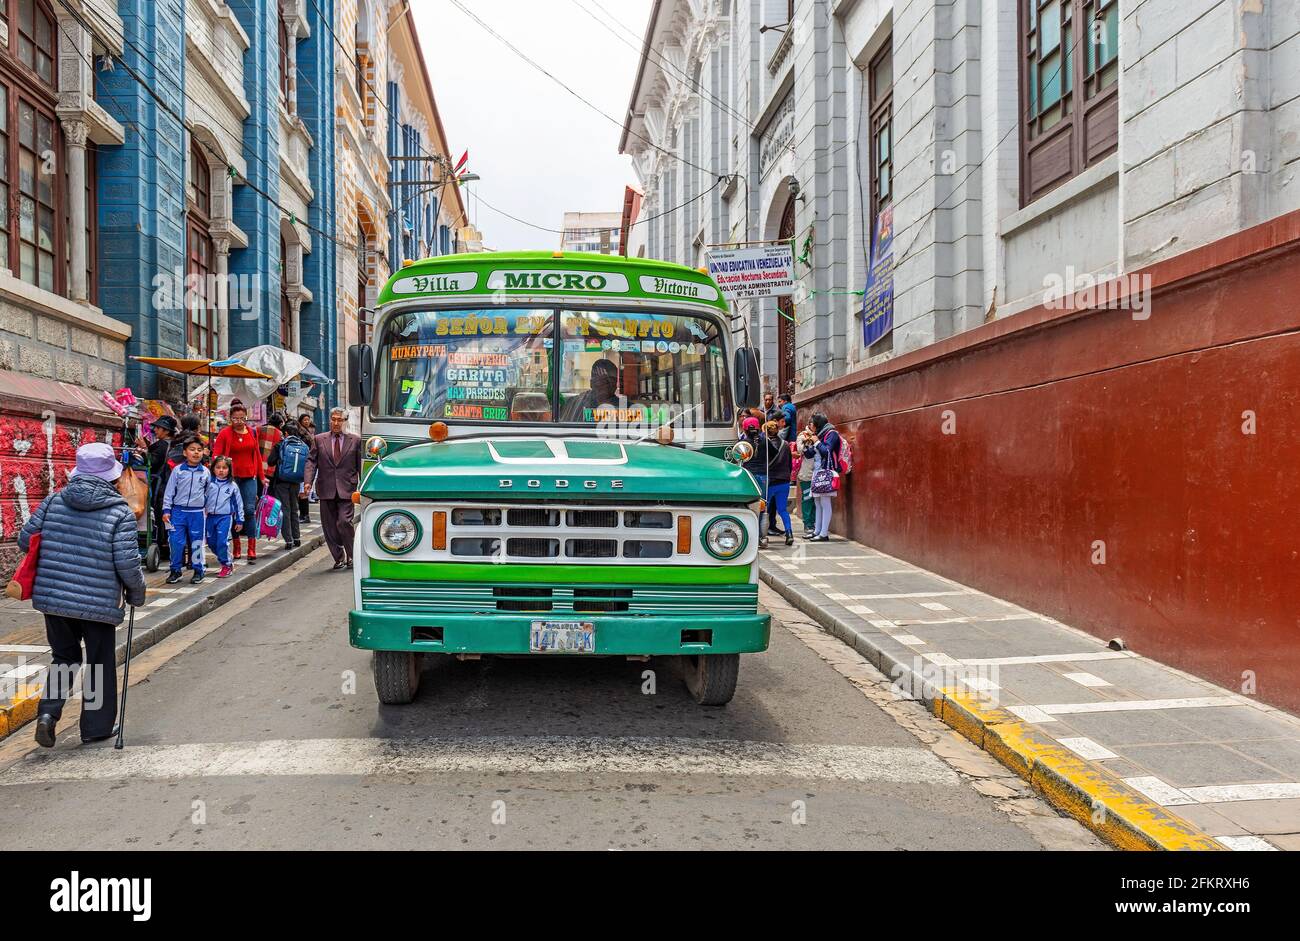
[375,511,421,554]
[366,436,387,458]
[704,516,747,560]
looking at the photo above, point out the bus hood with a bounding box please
[361,437,760,504]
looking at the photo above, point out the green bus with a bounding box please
[346,251,767,706]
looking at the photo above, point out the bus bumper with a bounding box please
[348,610,771,656]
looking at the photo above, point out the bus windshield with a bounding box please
[374,307,735,427]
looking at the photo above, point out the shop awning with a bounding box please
[0,368,121,424]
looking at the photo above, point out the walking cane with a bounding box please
[113,605,136,750]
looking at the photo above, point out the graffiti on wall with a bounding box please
[0,413,122,578]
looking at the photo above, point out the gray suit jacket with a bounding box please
[306,431,363,501]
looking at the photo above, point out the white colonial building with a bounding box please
[623,0,1300,396]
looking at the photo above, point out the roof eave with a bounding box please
[619,0,664,155]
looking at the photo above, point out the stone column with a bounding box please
[213,236,231,358]
[62,119,89,303]
[289,295,302,353]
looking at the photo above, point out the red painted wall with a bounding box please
[0,411,120,580]
[803,212,1300,713]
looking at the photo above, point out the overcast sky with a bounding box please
[410,0,653,251]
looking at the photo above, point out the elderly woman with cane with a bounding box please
[19,442,147,748]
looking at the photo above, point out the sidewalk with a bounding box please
[759,534,1300,851]
[0,520,328,741]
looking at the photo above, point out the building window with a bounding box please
[0,1,68,296]
[279,236,293,350]
[278,12,291,103]
[186,141,217,357]
[12,0,55,85]
[1019,0,1119,205]
[867,37,893,228]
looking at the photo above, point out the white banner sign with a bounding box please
[705,244,796,300]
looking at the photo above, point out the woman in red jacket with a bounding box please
[212,403,265,563]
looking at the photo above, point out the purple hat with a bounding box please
[69,442,123,482]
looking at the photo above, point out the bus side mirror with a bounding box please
[734,347,760,409]
[348,344,374,408]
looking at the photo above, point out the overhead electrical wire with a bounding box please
[446,0,719,179]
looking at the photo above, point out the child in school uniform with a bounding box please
[205,456,244,579]
[163,438,210,585]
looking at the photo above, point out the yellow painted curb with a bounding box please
[0,684,42,742]
[935,688,1222,851]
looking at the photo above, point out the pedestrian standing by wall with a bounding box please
[296,414,316,523]
[764,421,794,546]
[212,403,265,565]
[205,456,244,578]
[266,423,310,551]
[796,425,817,535]
[163,438,210,584]
[20,443,147,748]
[803,413,843,542]
[778,394,797,439]
[146,416,177,561]
[305,407,362,570]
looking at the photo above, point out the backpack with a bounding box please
[837,432,854,475]
[277,435,310,483]
[257,494,283,540]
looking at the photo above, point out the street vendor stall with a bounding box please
[130,357,275,438]
[188,346,333,422]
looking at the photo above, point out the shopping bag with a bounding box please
[5,533,40,600]
[116,468,148,519]
[811,468,839,495]
[257,494,284,540]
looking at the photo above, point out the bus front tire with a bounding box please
[373,650,420,704]
[682,653,739,706]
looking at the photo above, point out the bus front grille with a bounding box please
[360,580,759,617]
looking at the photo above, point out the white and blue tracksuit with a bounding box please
[205,477,245,566]
[163,462,211,575]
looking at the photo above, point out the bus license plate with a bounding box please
[530,621,596,653]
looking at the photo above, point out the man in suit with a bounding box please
[305,407,363,570]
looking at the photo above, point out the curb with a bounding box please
[0,534,326,744]
[759,561,1224,851]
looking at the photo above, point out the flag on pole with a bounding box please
[454,150,469,173]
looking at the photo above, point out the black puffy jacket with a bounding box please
[18,475,147,625]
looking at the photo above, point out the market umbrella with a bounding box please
[132,356,274,437]
[188,346,330,418]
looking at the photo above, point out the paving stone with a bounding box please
[997,663,1124,702]
[936,594,1026,618]
[1209,798,1300,835]
[1172,803,1250,838]
[1077,658,1220,699]
[1118,742,1282,787]
[1055,709,1217,746]
[1170,705,1298,742]
[1227,738,1300,778]
[1261,833,1300,850]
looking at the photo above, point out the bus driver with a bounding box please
[560,358,621,422]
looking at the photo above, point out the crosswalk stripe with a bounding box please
[0,736,959,787]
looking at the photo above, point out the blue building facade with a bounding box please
[90,0,338,403]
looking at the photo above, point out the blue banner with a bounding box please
[862,206,895,348]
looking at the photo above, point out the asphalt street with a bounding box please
[0,549,1100,850]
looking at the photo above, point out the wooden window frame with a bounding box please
[186,141,217,358]
[279,235,294,351]
[867,37,893,231]
[278,13,291,103]
[1018,0,1119,206]
[0,0,68,298]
